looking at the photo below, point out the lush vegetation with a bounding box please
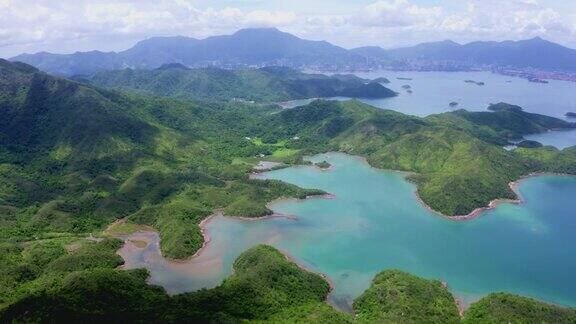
[2,59,576,321]
[0,237,123,309]
[76,65,397,102]
[1,245,350,322]
[0,58,330,266]
[4,242,573,323]
[353,270,461,323]
[250,99,575,215]
[463,293,576,323]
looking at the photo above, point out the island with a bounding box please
[449,101,459,108]
[371,77,390,84]
[464,80,485,86]
[315,160,332,170]
[528,77,549,84]
[566,112,576,118]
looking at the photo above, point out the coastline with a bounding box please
[278,249,340,310]
[414,172,576,221]
[256,151,571,222]
[119,192,336,265]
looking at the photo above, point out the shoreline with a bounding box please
[129,192,336,264]
[278,249,341,311]
[414,172,576,221]
[114,155,576,313]
[312,151,575,222]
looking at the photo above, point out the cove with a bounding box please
[118,153,576,310]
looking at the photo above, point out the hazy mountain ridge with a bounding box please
[357,37,576,71]
[12,28,368,75]
[12,29,576,76]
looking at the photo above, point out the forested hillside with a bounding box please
[75,65,397,102]
[1,59,576,321]
[2,243,574,323]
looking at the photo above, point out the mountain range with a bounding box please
[11,28,368,75]
[10,28,576,76]
[354,37,576,72]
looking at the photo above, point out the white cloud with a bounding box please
[0,0,575,57]
[353,0,443,28]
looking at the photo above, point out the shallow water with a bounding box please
[120,153,576,309]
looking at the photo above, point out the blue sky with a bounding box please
[1,0,575,57]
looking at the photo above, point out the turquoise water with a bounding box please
[120,153,576,310]
[284,71,576,149]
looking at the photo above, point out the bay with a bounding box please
[119,153,576,309]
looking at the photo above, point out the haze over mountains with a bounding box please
[11,28,576,76]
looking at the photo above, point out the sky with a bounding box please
[1,0,576,58]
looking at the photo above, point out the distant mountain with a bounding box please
[75,66,397,102]
[12,28,368,76]
[353,37,576,72]
[11,29,576,75]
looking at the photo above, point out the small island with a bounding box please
[528,78,549,84]
[397,77,413,81]
[372,77,390,84]
[449,101,459,108]
[315,160,332,170]
[565,112,576,118]
[464,80,485,86]
[402,84,412,89]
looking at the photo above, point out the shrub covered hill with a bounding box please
[2,242,575,323]
[1,59,576,321]
[74,65,397,102]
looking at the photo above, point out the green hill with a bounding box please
[2,242,573,323]
[463,293,576,323]
[353,270,460,323]
[254,99,575,216]
[1,59,576,321]
[0,59,324,259]
[75,65,397,102]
